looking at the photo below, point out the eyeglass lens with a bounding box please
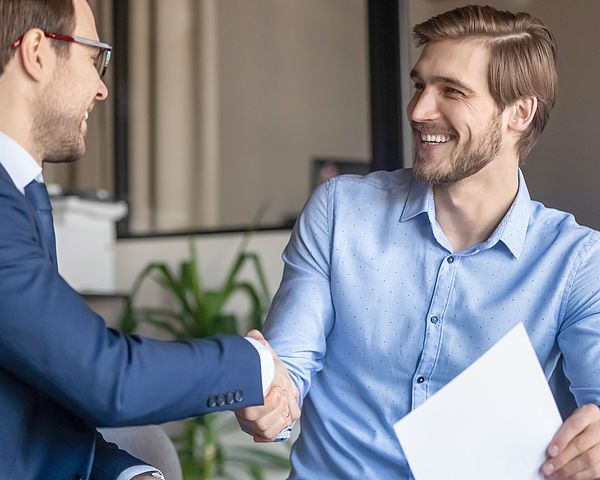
[95,49,111,79]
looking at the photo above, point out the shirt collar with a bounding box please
[0,131,43,194]
[399,169,531,259]
[488,169,531,260]
[400,173,431,222]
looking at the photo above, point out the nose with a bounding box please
[96,79,109,101]
[408,88,440,123]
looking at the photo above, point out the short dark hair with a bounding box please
[0,0,76,78]
[414,5,558,163]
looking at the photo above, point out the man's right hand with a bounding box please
[235,330,301,442]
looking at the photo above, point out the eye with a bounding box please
[444,86,463,96]
[411,81,425,91]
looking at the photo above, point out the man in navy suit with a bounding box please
[0,0,300,478]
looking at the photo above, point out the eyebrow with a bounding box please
[410,69,475,94]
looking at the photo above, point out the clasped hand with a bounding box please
[542,404,600,479]
[235,330,301,442]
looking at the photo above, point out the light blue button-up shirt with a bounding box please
[264,168,600,479]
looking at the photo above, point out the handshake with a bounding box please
[235,330,301,442]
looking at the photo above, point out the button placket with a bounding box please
[411,255,458,409]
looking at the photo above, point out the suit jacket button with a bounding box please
[216,394,226,407]
[72,475,83,480]
[234,390,244,403]
[226,392,235,404]
[207,395,217,408]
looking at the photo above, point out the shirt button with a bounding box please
[430,316,438,324]
[447,256,454,264]
[417,376,425,384]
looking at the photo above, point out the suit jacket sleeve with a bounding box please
[0,175,264,427]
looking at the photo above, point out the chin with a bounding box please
[43,143,86,164]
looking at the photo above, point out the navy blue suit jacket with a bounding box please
[0,164,264,479]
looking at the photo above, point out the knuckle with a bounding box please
[572,418,587,432]
[263,426,281,441]
[581,450,595,465]
[244,410,259,422]
[254,418,271,432]
[574,436,588,452]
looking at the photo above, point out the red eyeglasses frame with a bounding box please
[10,31,112,79]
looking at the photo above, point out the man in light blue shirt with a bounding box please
[238,5,600,479]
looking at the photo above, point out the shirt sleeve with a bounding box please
[558,234,600,406]
[262,180,335,401]
[116,466,163,480]
[244,337,274,394]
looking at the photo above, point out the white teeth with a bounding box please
[420,133,451,143]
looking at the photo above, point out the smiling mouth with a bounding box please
[419,132,453,144]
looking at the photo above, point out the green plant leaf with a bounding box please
[243,252,272,307]
[118,303,137,334]
[246,464,266,480]
[230,282,263,331]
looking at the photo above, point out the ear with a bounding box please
[17,29,56,83]
[507,96,537,133]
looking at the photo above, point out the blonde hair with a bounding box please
[414,5,558,163]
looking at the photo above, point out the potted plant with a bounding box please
[119,235,290,479]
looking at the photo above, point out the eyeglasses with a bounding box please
[10,31,112,79]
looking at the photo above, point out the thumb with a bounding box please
[247,329,276,356]
[247,329,267,346]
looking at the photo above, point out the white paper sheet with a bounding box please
[394,323,563,480]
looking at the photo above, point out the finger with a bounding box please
[248,396,292,440]
[246,329,269,347]
[286,389,301,421]
[249,330,280,358]
[546,442,600,479]
[285,374,300,402]
[237,386,282,422]
[237,391,291,439]
[542,420,600,478]
[554,422,600,471]
[548,405,600,458]
[253,433,274,443]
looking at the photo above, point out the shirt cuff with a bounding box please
[116,465,163,480]
[244,337,274,394]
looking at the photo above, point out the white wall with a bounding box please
[116,230,290,293]
[217,0,370,226]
